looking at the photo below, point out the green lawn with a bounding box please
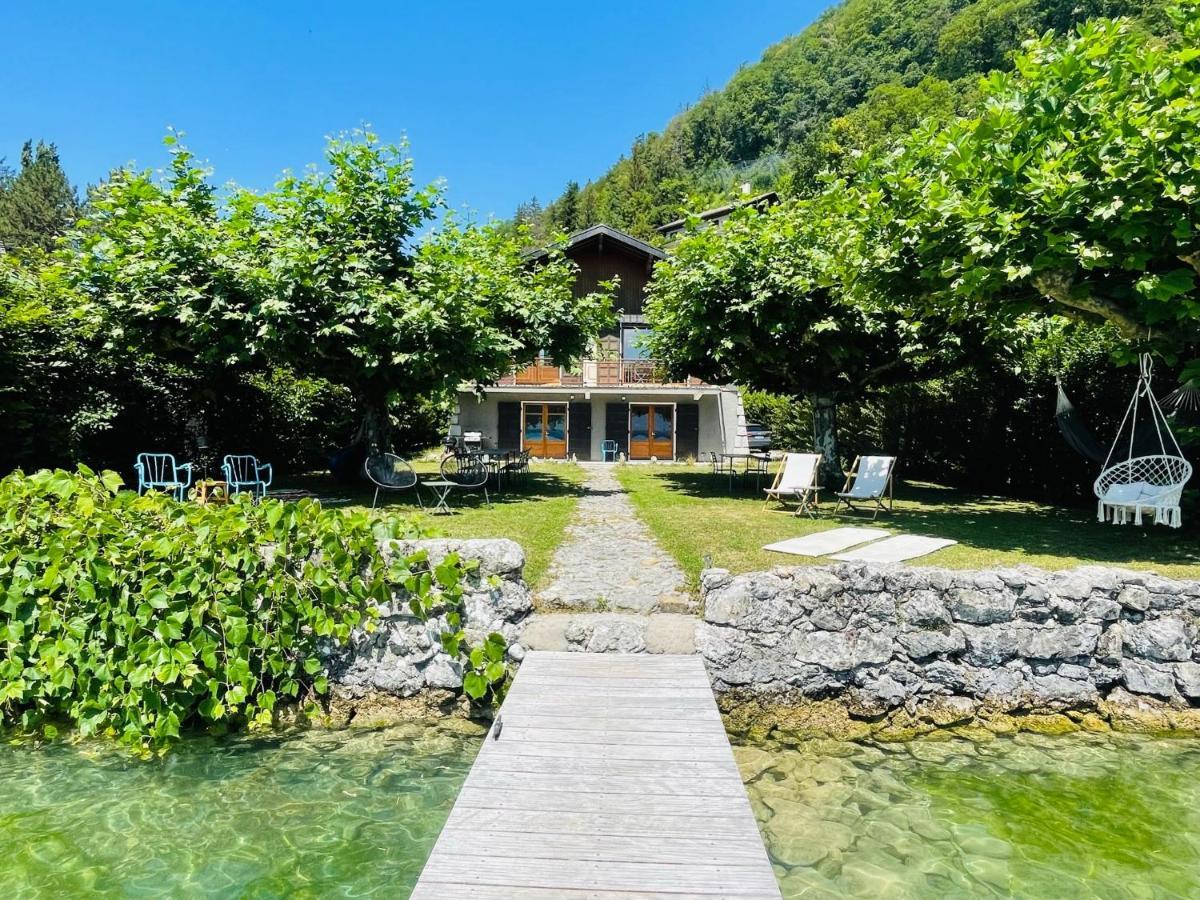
[615,463,1200,587]
[280,461,586,588]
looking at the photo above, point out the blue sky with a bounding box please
[1,1,828,220]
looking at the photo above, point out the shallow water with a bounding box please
[737,732,1200,899]
[0,722,482,898]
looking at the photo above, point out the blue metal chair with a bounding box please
[134,453,193,501]
[601,440,620,462]
[222,454,273,500]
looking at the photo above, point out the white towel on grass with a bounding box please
[831,535,956,563]
[763,527,890,557]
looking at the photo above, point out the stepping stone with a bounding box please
[832,535,957,563]
[763,527,890,557]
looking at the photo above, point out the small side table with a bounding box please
[420,479,458,514]
[192,480,230,505]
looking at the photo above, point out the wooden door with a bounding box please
[628,404,674,460]
[522,403,569,458]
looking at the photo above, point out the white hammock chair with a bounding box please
[1094,354,1193,528]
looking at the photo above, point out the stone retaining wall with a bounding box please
[325,539,531,720]
[699,563,1200,738]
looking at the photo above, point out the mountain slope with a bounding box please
[534,0,1165,240]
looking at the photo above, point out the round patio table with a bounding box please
[420,479,459,514]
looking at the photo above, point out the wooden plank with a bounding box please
[489,726,731,747]
[449,787,744,817]
[442,806,756,838]
[461,739,733,762]
[498,699,721,717]
[502,690,719,704]
[414,855,781,896]
[412,885,682,900]
[413,651,780,899]
[431,829,771,866]
[472,753,736,779]
[463,771,748,798]
[494,711,721,732]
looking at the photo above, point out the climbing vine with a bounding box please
[0,467,508,750]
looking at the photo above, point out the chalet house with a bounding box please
[657,190,778,244]
[450,224,748,461]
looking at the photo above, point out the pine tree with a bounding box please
[0,141,80,252]
[513,196,548,242]
[555,180,581,231]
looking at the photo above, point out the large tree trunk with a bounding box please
[358,389,393,457]
[810,395,843,491]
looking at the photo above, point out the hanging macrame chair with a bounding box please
[1094,354,1193,528]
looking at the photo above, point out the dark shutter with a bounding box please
[676,403,699,460]
[605,402,629,457]
[497,402,521,451]
[568,402,592,460]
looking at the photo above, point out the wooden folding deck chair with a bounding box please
[834,455,896,519]
[763,452,823,517]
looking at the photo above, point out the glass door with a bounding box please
[627,404,674,459]
[522,403,568,458]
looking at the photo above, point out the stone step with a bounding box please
[518,612,698,655]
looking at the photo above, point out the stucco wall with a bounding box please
[453,389,739,459]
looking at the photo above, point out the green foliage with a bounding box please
[0,141,80,252]
[645,200,988,476]
[740,390,811,452]
[535,0,1167,237]
[0,251,116,470]
[834,319,1147,500]
[849,2,1200,358]
[58,131,613,454]
[0,467,508,749]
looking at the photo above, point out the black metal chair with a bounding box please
[741,454,772,493]
[710,451,730,476]
[441,453,491,508]
[363,454,422,509]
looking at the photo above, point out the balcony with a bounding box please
[496,358,705,388]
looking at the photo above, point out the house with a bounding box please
[657,190,779,244]
[450,224,748,461]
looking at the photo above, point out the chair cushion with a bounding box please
[1101,481,1156,504]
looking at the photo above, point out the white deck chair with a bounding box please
[834,455,896,519]
[763,452,823,517]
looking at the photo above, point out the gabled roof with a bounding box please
[657,191,780,237]
[526,224,667,262]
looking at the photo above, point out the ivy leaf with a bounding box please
[462,672,487,699]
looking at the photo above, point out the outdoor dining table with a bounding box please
[721,452,773,493]
[420,479,459,514]
[461,449,520,488]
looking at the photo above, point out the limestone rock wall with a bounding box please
[699,564,1200,719]
[327,539,531,702]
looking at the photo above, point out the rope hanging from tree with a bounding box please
[1093,353,1193,528]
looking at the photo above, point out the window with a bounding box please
[621,327,653,360]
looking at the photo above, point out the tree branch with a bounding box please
[1032,271,1143,340]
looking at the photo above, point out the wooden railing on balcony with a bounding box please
[497,359,704,388]
[515,359,561,385]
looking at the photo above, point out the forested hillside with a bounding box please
[530,0,1166,239]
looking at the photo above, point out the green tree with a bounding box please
[552,180,581,231]
[851,2,1200,371]
[63,133,612,454]
[644,202,984,483]
[0,141,80,252]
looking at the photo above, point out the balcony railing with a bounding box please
[496,359,705,388]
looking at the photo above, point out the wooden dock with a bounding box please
[412,651,781,898]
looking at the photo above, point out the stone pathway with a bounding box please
[535,463,691,614]
[521,612,698,655]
